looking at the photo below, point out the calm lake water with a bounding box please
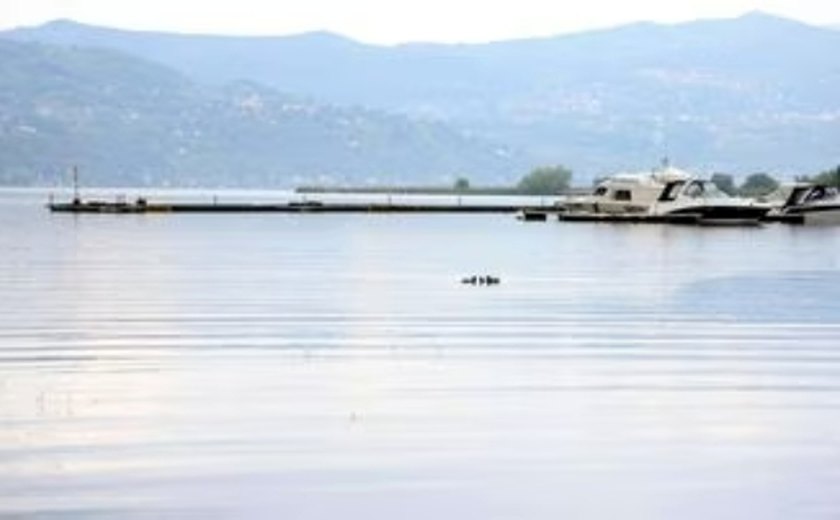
[2,188,840,519]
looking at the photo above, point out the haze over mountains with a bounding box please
[2,12,839,187]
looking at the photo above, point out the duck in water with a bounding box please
[461,275,501,285]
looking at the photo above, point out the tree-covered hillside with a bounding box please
[0,39,524,186]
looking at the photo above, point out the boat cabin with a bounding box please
[586,174,674,214]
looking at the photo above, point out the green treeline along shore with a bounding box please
[297,165,840,197]
[298,166,577,196]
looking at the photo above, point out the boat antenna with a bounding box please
[661,157,670,170]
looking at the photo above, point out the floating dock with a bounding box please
[47,199,553,215]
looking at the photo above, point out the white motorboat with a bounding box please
[766,183,840,225]
[561,167,770,224]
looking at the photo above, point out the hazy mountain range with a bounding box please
[0,39,520,187]
[2,12,839,187]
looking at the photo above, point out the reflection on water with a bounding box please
[2,189,840,519]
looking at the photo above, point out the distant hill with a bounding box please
[6,12,840,178]
[0,39,523,187]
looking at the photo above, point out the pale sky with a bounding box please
[2,0,839,44]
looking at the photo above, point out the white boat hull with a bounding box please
[801,207,840,225]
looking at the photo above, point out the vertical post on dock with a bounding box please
[72,165,80,205]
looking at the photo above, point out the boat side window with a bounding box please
[658,181,685,202]
[613,190,632,201]
[593,186,608,197]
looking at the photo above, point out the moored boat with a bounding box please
[560,166,769,225]
[765,183,840,225]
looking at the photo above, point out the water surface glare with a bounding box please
[2,189,840,519]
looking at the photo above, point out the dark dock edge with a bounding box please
[47,200,555,214]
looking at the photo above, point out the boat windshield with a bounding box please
[804,186,839,203]
[763,186,795,204]
[683,180,727,199]
[700,181,727,198]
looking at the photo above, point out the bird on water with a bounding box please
[461,275,501,285]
